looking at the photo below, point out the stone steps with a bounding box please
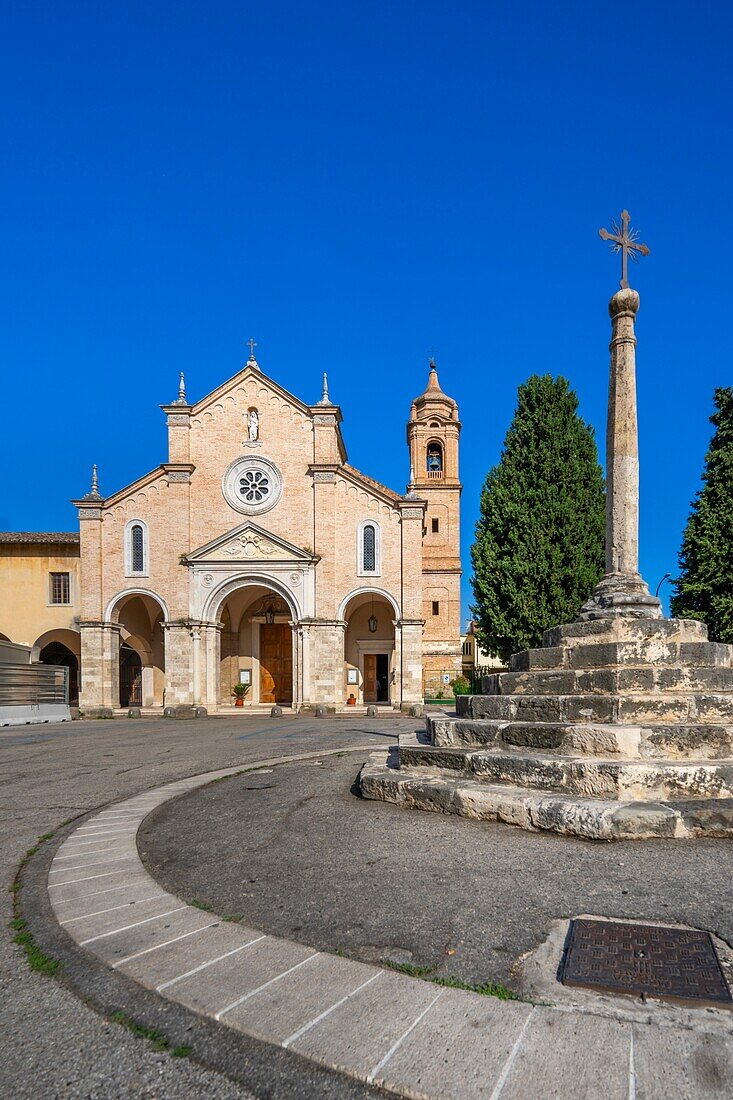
[541,618,708,648]
[478,665,733,698]
[428,716,733,759]
[359,749,733,841]
[457,692,733,724]
[397,743,733,800]
[509,640,733,673]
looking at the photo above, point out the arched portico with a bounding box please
[106,590,167,707]
[341,589,398,706]
[34,628,81,706]
[200,573,302,710]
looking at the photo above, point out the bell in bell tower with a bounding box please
[407,358,462,679]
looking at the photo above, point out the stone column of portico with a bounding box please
[580,287,661,620]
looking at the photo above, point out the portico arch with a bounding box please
[204,572,301,624]
[34,629,81,706]
[202,574,301,710]
[341,588,399,706]
[106,590,167,707]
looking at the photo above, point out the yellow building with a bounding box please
[0,533,81,704]
[0,354,462,712]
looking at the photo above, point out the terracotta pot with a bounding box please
[234,697,244,707]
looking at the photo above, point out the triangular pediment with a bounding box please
[191,363,312,419]
[185,521,317,564]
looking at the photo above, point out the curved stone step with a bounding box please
[359,750,733,841]
[477,665,733,699]
[398,744,733,801]
[542,618,708,648]
[458,692,733,725]
[509,640,733,673]
[428,716,733,760]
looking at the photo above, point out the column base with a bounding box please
[577,572,662,621]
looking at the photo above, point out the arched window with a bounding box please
[426,441,443,476]
[124,519,149,577]
[358,520,380,576]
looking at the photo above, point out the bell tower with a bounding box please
[407,359,462,677]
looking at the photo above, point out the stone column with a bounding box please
[580,288,661,620]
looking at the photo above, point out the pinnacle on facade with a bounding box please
[317,372,331,405]
[171,371,187,405]
[83,463,102,500]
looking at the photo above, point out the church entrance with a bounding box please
[343,591,396,706]
[217,584,295,707]
[364,653,390,703]
[119,643,142,707]
[259,624,293,705]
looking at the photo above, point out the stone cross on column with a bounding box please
[579,219,661,620]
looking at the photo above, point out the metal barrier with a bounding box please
[0,663,69,706]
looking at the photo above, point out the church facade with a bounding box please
[67,352,462,711]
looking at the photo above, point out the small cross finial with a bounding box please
[599,209,650,289]
[247,337,257,360]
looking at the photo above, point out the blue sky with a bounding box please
[2,1,732,619]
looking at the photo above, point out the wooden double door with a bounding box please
[259,624,293,705]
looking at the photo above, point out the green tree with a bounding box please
[471,374,605,663]
[671,387,733,641]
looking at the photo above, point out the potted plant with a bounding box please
[231,682,250,707]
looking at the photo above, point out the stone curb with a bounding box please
[27,748,733,1098]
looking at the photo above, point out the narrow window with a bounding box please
[131,524,144,573]
[432,600,440,616]
[363,524,376,572]
[49,572,70,605]
[431,517,439,534]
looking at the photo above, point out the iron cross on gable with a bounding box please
[247,338,257,358]
[599,210,650,289]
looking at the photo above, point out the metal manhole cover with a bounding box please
[562,918,731,1006]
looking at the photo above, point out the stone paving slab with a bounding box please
[53,879,170,923]
[118,921,262,987]
[632,1022,733,1099]
[44,749,733,1099]
[169,934,317,1018]
[59,891,185,941]
[289,969,444,1081]
[498,1007,631,1100]
[371,986,533,1099]
[85,903,218,964]
[226,951,382,1045]
[47,864,149,897]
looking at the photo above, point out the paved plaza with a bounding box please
[4,714,733,1098]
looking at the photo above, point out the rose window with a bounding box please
[222,456,282,514]
[238,470,270,503]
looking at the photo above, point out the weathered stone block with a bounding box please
[127,707,142,718]
[509,647,565,672]
[83,707,114,719]
[564,696,616,722]
[270,705,283,717]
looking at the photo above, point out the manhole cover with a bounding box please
[562,918,731,1006]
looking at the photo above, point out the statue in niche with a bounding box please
[247,409,259,442]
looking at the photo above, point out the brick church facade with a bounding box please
[2,353,462,711]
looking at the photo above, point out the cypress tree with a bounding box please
[471,374,605,664]
[671,387,733,641]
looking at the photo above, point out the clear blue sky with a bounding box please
[2,1,732,619]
